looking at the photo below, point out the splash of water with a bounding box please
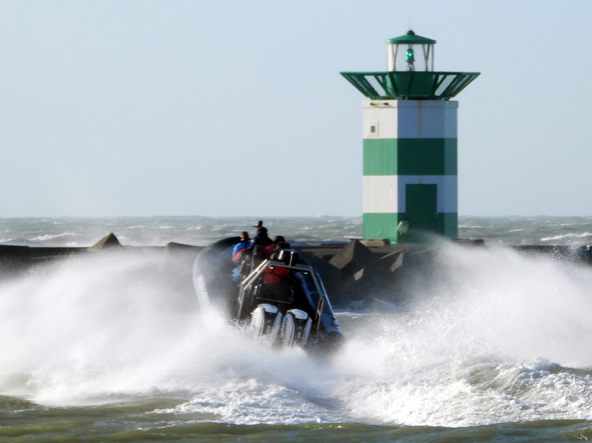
[0,251,331,411]
[1,244,592,427]
[331,243,592,426]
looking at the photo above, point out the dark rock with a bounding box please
[88,233,122,250]
[328,240,387,281]
[326,240,404,305]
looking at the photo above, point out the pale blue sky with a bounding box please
[1,1,591,217]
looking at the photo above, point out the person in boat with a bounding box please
[262,240,292,291]
[232,231,252,263]
[262,252,290,284]
[263,235,290,259]
[231,231,252,281]
[236,225,275,280]
[253,220,264,233]
[252,226,273,247]
[249,248,292,303]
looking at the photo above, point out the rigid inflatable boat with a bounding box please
[193,237,344,350]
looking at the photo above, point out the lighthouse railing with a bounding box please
[340,71,480,100]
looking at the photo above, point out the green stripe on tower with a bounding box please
[363,213,402,243]
[363,138,457,176]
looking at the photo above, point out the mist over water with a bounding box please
[0,251,203,404]
[0,251,344,418]
[1,241,592,430]
[334,243,592,426]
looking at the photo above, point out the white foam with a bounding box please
[541,232,592,241]
[1,244,592,427]
[30,232,78,241]
[325,243,592,426]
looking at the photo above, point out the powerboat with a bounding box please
[193,237,344,350]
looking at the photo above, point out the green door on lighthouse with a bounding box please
[406,184,437,232]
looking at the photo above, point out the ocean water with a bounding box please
[1,216,592,441]
[0,216,363,248]
[4,215,592,247]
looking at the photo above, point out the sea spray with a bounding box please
[408,242,592,365]
[2,243,592,427]
[164,242,592,426]
[330,242,592,426]
[0,250,329,413]
[0,250,204,403]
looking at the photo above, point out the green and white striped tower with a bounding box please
[341,30,479,244]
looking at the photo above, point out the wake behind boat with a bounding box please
[192,236,344,350]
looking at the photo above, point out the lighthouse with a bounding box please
[341,30,479,244]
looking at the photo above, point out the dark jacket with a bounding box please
[252,228,273,247]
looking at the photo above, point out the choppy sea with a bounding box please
[2,216,592,441]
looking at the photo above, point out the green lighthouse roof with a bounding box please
[386,30,436,45]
